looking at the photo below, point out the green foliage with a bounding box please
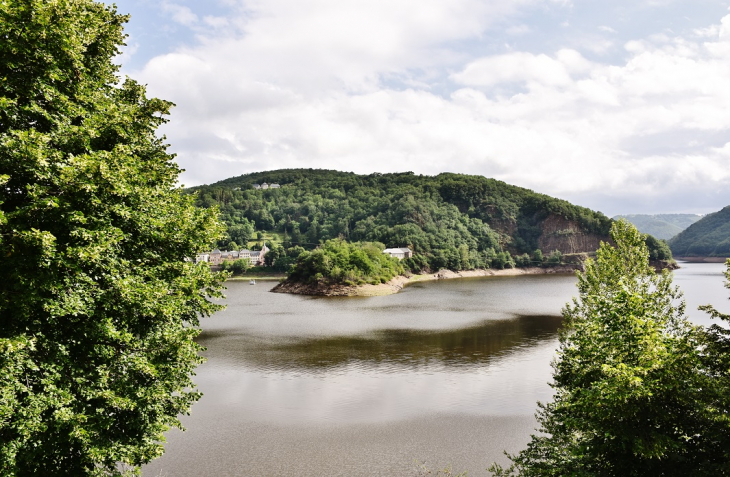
[532,249,544,264]
[226,221,254,247]
[189,169,613,273]
[643,234,672,261]
[491,251,515,270]
[490,220,729,476]
[697,258,730,464]
[546,249,562,265]
[514,253,532,267]
[221,259,249,275]
[288,239,404,285]
[0,1,225,475]
[670,206,730,257]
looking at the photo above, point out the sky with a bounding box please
[111,0,730,217]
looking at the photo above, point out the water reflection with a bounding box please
[198,314,563,373]
[143,264,730,477]
[673,261,730,327]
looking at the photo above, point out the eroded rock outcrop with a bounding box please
[537,215,607,255]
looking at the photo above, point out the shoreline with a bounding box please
[675,257,728,264]
[271,265,580,297]
[227,275,285,281]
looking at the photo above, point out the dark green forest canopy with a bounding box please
[287,239,404,285]
[670,206,730,257]
[189,169,669,271]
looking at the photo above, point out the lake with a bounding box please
[143,261,730,476]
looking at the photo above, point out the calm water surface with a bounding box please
[144,262,729,476]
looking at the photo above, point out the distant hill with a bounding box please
[614,214,702,240]
[669,206,730,257]
[189,169,671,271]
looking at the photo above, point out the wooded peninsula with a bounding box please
[189,169,673,292]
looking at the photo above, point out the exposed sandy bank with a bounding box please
[675,257,728,263]
[271,265,580,297]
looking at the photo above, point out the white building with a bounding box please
[383,248,413,260]
[206,244,270,266]
[252,182,281,190]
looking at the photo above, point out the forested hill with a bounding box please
[669,206,730,257]
[189,169,668,271]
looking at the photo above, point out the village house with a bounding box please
[252,182,281,190]
[383,247,413,260]
[202,244,269,266]
[209,249,222,264]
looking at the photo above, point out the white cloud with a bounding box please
[506,24,531,35]
[694,24,721,38]
[131,4,730,214]
[451,51,580,88]
[162,2,198,27]
[203,16,230,29]
[721,14,730,39]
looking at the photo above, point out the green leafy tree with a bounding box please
[231,258,249,275]
[546,249,562,265]
[287,239,403,285]
[514,253,531,267]
[644,234,672,261]
[532,249,544,264]
[698,258,730,464]
[490,220,729,476]
[264,242,284,268]
[228,221,254,246]
[0,1,224,475]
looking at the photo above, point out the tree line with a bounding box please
[190,169,671,273]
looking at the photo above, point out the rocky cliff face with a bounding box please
[537,215,608,254]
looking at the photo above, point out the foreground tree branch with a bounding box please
[490,220,730,476]
[0,1,225,475]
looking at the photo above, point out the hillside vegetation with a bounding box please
[670,206,730,257]
[614,214,702,240]
[287,239,404,286]
[189,169,670,273]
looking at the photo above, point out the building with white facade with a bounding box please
[383,248,413,260]
[202,244,270,266]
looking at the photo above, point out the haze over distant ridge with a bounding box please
[614,214,703,241]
